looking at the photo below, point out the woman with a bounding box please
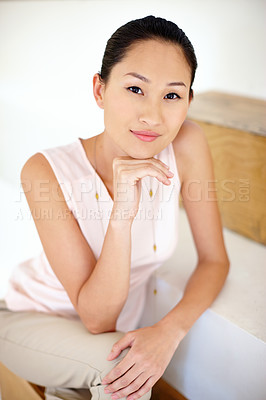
[0,15,230,400]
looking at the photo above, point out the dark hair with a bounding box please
[98,15,197,98]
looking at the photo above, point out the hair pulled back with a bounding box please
[98,15,197,97]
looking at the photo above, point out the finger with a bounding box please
[139,161,174,178]
[114,156,170,171]
[126,375,157,400]
[117,160,173,178]
[106,371,148,399]
[102,362,134,387]
[107,333,134,361]
[121,166,172,186]
[113,157,173,179]
[103,349,135,385]
[148,158,173,176]
[104,363,144,393]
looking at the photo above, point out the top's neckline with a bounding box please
[76,137,114,203]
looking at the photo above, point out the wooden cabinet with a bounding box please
[186,91,266,244]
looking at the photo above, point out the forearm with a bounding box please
[78,215,132,333]
[157,260,230,343]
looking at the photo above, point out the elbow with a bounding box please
[219,256,230,275]
[77,308,118,334]
[77,290,124,334]
[226,260,231,278]
[216,252,230,274]
[85,321,117,335]
[221,257,230,283]
[80,311,117,334]
[77,304,117,334]
[77,292,117,334]
[225,256,231,274]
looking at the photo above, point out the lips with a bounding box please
[131,130,160,142]
[130,130,160,137]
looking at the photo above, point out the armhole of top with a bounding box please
[38,150,74,213]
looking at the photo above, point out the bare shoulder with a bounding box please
[21,152,54,179]
[172,119,210,184]
[22,152,56,179]
[22,152,50,169]
[21,152,65,201]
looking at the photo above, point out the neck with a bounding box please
[95,131,128,185]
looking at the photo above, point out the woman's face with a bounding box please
[95,39,192,159]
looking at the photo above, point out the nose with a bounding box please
[138,99,163,126]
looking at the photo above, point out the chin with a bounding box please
[127,146,161,160]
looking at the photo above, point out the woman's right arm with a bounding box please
[21,153,173,333]
[78,156,173,333]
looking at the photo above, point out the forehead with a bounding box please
[111,39,191,85]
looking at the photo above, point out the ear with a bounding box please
[92,73,105,109]
[188,89,194,106]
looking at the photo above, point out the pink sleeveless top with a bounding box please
[4,137,181,332]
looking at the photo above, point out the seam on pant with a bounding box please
[0,335,101,372]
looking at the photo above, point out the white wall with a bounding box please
[0,0,265,185]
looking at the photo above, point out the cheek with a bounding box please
[170,104,188,125]
[104,95,133,127]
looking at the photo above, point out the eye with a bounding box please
[127,86,181,100]
[165,92,181,100]
[127,86,143,94]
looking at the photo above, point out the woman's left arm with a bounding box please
[102,121,230,399]
[159,119,230,338]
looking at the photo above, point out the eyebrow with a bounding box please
[124,72,187,87]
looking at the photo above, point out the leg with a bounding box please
[44,387,91,400]
[0,300,151,399]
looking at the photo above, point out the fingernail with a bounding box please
[168,171,174,176]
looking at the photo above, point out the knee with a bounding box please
[93,331,130,374]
